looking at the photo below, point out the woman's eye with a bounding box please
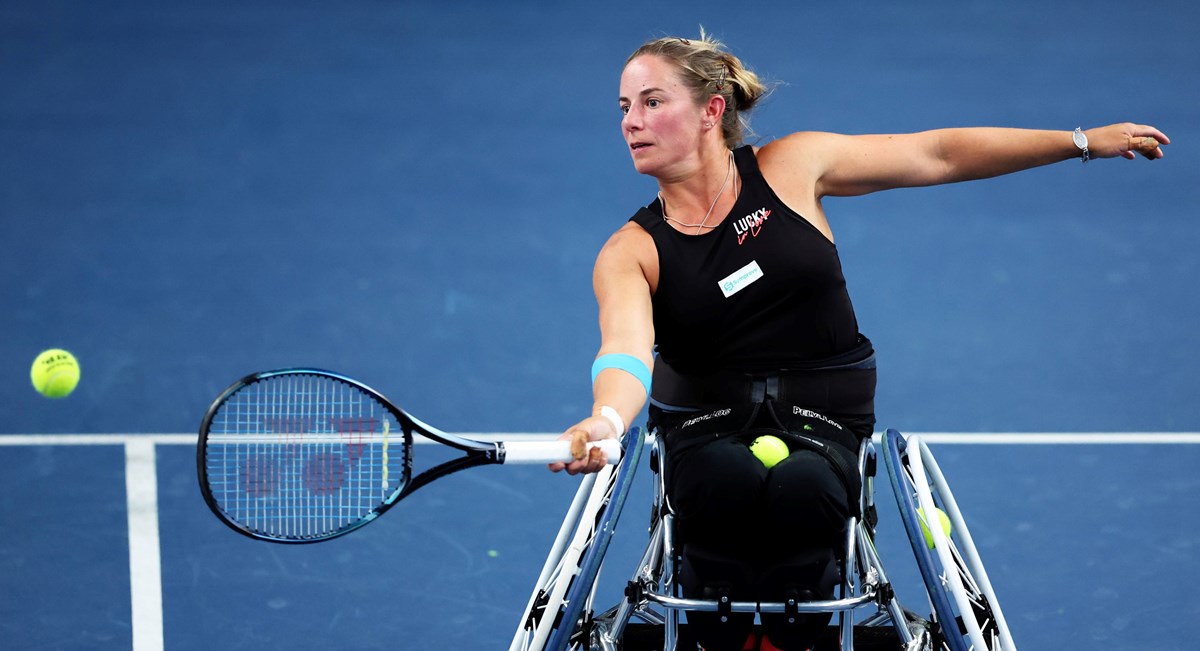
[619,105,630,115]
[647,99,661,108]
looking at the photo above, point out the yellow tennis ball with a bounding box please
[749,434,789,469]
[30,349,80,398]
[918,507,952,549]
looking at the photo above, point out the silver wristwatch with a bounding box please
[1073,127,1090,163]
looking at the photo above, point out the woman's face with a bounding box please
[619,55,706,178]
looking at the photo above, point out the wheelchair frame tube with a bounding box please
[644,589,877,614]
[596,518,666,645]
[855,522,917,647]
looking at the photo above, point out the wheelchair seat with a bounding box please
[594,431,926,651]
[511,427,1016,651]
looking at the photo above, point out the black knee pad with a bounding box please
[679,543,755,651]
[756,548,841,650]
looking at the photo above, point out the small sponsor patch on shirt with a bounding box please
[718,260,763,298]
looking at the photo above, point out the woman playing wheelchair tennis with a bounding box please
[551,31,1167,651]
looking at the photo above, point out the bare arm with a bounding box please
[551,223,656,475]
[766,123,1170,199]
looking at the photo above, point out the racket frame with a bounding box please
[198,368,503,543]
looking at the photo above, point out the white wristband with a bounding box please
[598,405,626,436]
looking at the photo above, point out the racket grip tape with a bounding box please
[501,439,622,464]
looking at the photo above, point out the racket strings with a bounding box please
[205,373,409,540]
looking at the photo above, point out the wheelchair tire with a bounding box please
[882,429,1016,651]
[546,426,645,650]
[512,426,646,651]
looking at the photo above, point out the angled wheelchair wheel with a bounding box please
[509,426,646,651]
[883,429,1016,651]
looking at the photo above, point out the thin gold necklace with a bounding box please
[659,151,735,234]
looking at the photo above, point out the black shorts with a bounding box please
[656,401,865,650]
[654,401,863,556]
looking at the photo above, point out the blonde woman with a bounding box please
[553,32,1168,651]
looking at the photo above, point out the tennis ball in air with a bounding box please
[918,507,952,549]
[30,349,80,398]
[749,434,789,469]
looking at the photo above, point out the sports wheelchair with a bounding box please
[510,427,1016,651]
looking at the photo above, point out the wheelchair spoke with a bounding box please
[944,523,1007,650]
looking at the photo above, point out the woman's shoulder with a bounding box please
[752,132,839,190]
[596,220,660,291]
[755,131,841,164]
[599,221,654,257]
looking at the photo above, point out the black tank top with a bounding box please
[631,146,863,375]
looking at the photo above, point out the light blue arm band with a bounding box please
[591,354,652,396]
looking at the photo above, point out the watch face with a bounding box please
[1073,129,1088,149]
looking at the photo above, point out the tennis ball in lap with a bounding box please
[31,349,80,398]
[918,507,952,549]
[749,434,789,469]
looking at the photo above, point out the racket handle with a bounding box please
[502,439,623,465]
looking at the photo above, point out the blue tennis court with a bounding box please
[2,1,1197,649]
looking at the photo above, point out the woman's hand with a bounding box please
[548,416,618,475]
[1085,123,1170,160]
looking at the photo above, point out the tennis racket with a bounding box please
[197,368,621,544]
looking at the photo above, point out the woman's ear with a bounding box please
[703,94,727,129]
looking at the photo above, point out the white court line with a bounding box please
[884,432,1200,445]
[0,432,563,446]
[0,432,621,446]
[0,433,197,446]
[1,429,1197,651]
[2,431,1200,446]
[125,439,164,651]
